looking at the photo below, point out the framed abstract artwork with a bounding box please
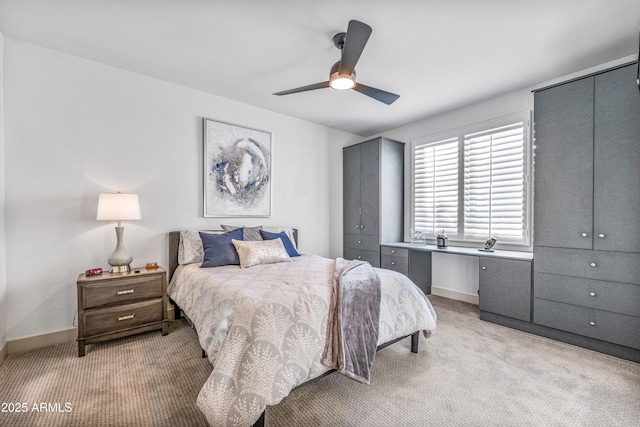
[203,118,271,217]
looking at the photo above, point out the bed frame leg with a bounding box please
[411,332,419,353]
[202,349,207,358]
[252,411,265,427]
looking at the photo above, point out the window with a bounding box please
[412,112,531,248]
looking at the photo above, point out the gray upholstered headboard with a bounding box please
[168,229,298,281]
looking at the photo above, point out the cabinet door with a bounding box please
[343,144,362,234]
[534,78,594,249]
[359,140,380,236]
[479,258,532,322]
[593,64,640,253]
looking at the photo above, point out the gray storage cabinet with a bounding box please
[533,63,640,361]
[343,137,404,267]
[479,258,532,322]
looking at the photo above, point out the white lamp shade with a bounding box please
[96,193,141,221]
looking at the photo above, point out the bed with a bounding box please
[167,228,437,426]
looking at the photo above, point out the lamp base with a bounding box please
[107,226,134,274]
[110,264,132,274]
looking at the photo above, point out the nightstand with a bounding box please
[76,266,168,357]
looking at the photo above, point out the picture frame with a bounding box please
[203,118,272,217]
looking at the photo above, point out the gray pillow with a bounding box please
[220,224,263,241]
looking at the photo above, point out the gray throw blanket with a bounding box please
[321,257,381,384]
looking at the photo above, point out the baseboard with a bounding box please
[431,286,479,305]
[0,341,7,366]
[7,328,77,354]
[7,306,176,354]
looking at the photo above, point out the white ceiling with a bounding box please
[1,0,639,136]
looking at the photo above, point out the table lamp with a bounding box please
[97,193,141,273]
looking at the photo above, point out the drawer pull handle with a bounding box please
[357,256,362,260]
[356,225,360,229]
[589,262,597,268]
[117,289,135,295]
[481,266,487,270]
[589,291,596,297]
[581,232,588,238]
[391,261,396,265]
[598,233,605,239]
[118,314,135,321]
[358,240,362,244]
[391,250,396,254]
[589,321,596,327]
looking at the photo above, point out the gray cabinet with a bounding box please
[343,138,404,267]
[479,258,532,322]
[534,64,640,252]
[533,63,640,359]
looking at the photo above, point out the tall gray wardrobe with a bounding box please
[343,137,404,267]
[533,62,640,361]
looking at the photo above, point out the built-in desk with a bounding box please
[383,242,533,261]
[381,242,534,325]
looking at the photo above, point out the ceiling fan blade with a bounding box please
[353,83,400,105]
[273,81,330,96]
[338,20,372,75]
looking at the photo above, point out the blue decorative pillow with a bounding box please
[259,230,299,257]
[200,228,244,267]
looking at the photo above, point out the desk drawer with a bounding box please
[534,299,640,349]
[83,299,163,337]
[381,246,409,258]
[381,255,408,275]
[83,275,163,309]
[535,273,640,317]
[534,247,640,285]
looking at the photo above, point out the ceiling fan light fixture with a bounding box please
[329,74,356,90]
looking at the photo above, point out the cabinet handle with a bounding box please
[357,256,362,260]
[589,291,596,297]
[118,314,135,321]
[589,321,596,327]
[481,266,487,270]
[355,225,360,229]
[358,240,362,244]
[589,262,597,268]
[580,232,588,238]
[117,289,135,295]
[391,261,396,265]
[361,225,365,229]
[598,233,605,239]
[391,250,396,254]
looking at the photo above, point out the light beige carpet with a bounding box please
[0,296,638,426]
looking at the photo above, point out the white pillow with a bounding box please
[231,238,291,269]
[178,230,223,264]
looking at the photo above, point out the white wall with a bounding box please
[3,38,359,341]
[0,31,7,351]
[382,55,637,302]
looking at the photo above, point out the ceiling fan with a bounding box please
[273,20,400,105]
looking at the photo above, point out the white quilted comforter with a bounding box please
[168,254,437,426]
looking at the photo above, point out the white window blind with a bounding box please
[412,113,530,248]
[463,122,526,243]
[413,138,459,237]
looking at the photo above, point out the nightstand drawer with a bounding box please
[83,299,163,337]
[83,275,163,309]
